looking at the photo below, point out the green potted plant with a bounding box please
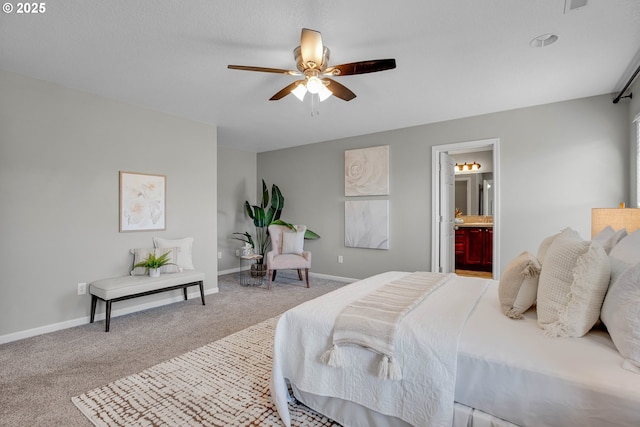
[133,251,175,278]
[232,180,319,276]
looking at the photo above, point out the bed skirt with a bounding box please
[292,386,518,427]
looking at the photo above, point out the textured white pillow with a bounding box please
[537,228,610,337]
[593,226,627,254]
[130,247,181,275]
[153,237,194,270]
[601,261,640,374]
[608,229,640,284]
[499,251,541,319]
[609,228,640,264]
[537,232,560,265]
[282,230,305,254]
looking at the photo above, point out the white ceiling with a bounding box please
[2,0,640,153]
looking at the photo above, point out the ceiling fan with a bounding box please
[228,28,396,103]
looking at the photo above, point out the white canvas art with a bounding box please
[345,145,389,196]
[345,200,389,249]
[119,171,166,232]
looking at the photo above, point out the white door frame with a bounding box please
[431,138,501,278]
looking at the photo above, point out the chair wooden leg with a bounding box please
[305,268,310,287]
[297,269,303,280]
[268,269,273,290]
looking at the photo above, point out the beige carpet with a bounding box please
[72,316,341,427]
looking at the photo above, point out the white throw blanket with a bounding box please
[321,272,453,380]
[271,271,490,427]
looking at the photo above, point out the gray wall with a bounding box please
[217,146,256,272]
[258,94,629,280]
[0,70,218,337]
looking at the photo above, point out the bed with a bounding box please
[270,210,640,427]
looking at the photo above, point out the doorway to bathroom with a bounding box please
[431,138,500,279]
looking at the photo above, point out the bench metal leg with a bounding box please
[92,280,205,332]
[105,300,112,332]
[199,281,205,305]
[90,295,97,323]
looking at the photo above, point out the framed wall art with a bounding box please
[119,171,166,232]
[345,200,389,249]
[345,145,389,196]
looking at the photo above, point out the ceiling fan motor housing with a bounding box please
[294,46,331,72]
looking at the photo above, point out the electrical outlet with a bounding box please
[338,255,343,264]
[77,282,87,295]
[235,249,240,256]
[217,251,222,259]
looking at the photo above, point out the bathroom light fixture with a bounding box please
[455,162,481,172]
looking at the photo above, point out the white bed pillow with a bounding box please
[282,230,305,254]
[498,251,541,319]
[601,261,640,374]
[607,229,640,285]
[130,247,181,275]
[593,225,627,254]
[537,232,560,265]
[537,228,610,337]
[153,237,194,270]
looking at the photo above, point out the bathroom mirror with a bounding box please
[455,172,493,215]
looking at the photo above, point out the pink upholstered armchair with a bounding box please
[266,224,312,290]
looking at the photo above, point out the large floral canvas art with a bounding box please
[345,145,389,196]
[345,200,389,249]
[119,171,166,232]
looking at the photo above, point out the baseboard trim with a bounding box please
[309,272,357,283]
[0,287,219,345]
[219,268,356,284]
[218,266,241,276]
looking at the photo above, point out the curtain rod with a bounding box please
[613,63,640,104]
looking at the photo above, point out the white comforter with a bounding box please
[271,271,490,427]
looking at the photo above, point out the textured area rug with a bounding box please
[72,317,340,426]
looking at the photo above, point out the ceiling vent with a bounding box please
[564,0,588,13]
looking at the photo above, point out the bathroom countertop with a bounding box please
[456,223,493,228]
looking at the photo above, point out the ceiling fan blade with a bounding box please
[324,58,396,76]
[323,78,356,101]
[300,28,324,68]
[228,65,299,75]
[269,80,305,101]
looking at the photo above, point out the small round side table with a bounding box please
[239,254,264,287]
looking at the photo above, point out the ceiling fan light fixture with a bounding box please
[306,75,323,94]
[292,83,307,101]
[318,84,332,102]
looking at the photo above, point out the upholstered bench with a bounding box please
[89,270,205,332]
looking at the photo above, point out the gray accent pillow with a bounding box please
[601,261,640,374]
[592,225,627,254]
